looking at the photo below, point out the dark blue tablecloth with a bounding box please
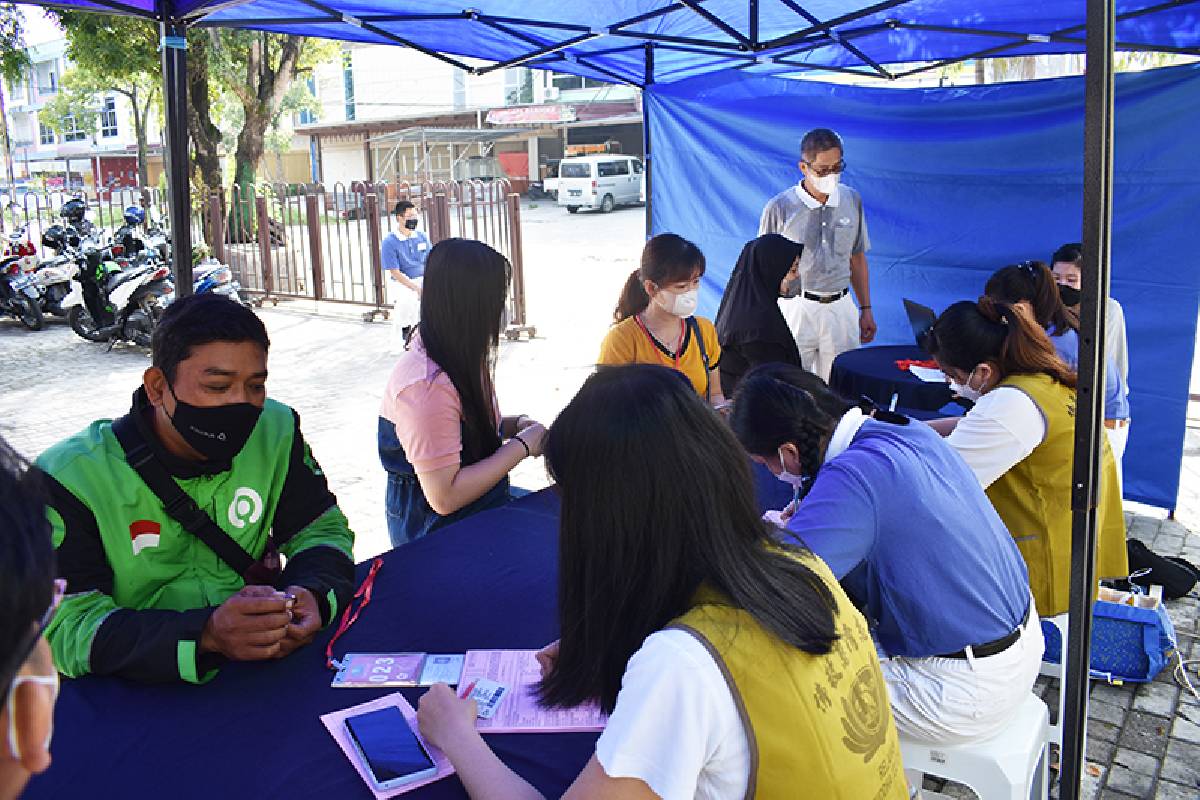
[830,345,954,413]
[27,466,792,800]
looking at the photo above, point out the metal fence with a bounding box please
[202,179,530,333]
[1,180,530,334]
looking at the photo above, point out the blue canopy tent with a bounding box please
[13,0,1200,795]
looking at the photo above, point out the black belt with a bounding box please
[802,288,849,304]
[939,604,1032,660]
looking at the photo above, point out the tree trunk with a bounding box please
[130,86,150,188]
[187,32,222,201]
[0,83,14,190]
[227,34,302,242]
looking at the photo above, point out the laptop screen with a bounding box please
[903,298,937,355]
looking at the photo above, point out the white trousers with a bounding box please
[1105,422,1130,492]
[880,604,1044,746]
[778,292,859,383]
[388,276,422,351]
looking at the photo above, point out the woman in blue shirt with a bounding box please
[731,363,1041,747]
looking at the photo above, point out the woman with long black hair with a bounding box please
[418,365,907,800]
[927,297,1128,617]
[378,239,545,547]
[598,234,727,409]
[713,234,803,396]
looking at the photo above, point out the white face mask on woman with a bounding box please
[948,366,984,402]
[656,287,699,318]
[775,446,807,489]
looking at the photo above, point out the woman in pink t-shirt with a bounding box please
[379,239,546,546]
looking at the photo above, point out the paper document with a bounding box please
[332,653,465,688]
[320,693,454,798]
[908,365,948,383]
[459,650,607,734]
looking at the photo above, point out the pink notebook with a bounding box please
[459,650,607,734]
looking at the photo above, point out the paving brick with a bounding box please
[1090,699,1129,727]
[1160,738,1200,786]
[1096,785,1143,800]
[1094,682,1135,708]
[1153,781,1200,800]
[1132,683,1179,717]
[1090,719,1122,744]
[1118,712,1170,758]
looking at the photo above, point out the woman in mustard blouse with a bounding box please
[597,233,727,409]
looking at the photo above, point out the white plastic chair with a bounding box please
[1038,613,1069,747]
[900,692,1050,800]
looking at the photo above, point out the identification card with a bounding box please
[332,653,465,688]
[464,678,509,719]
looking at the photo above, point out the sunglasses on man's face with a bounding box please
[0,579,65,698]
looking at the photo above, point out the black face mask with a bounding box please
[404,218,419,231]
[1058,285,1082,307]
[165,382,262,462]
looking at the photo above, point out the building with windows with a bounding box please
[1,34,164,193]
[283,43,642,189]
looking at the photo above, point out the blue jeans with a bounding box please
[385,471,511,548]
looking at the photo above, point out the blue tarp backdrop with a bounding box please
[646,62,1200,510]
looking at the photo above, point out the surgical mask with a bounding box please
[165,382,263,463]
[776,447,807,489]
[656,287,698,318]
[1058,284,1081,307]
[949,366,984,402]
[404,218,419,231]
[780,276,802,299]
[7,672,59,761]
[807,172,838,196]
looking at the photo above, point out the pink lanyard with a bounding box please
[634,315,686,370]
[325,557,384,670]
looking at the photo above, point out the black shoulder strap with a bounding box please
[687,316,711,401]
[111,414,256,576]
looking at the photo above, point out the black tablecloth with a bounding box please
[830,344,953,413]
[27,468,792,800]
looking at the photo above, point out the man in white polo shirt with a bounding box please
[759,128,874,382]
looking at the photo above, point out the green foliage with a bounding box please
[39,70,100,138]
[0,4,31,85]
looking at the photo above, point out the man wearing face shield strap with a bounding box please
[36,294,355,684]
[0,437,60,800]
[759,128,875,383]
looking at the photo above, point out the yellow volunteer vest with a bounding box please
[669,557,907,800]
[985,373,1128,617]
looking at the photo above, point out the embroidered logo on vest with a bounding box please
[228,487,264,529]
[841,665,890,763]
[130,519,161,555]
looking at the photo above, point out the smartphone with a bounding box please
[344,706,438,790]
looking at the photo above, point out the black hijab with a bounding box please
[715,234,803,356]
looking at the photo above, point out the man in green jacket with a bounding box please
[37,294,356,684]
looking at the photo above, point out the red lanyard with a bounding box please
[634,315,686,370]
[325,557,383,670]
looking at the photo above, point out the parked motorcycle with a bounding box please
[61,239,172,347]
[31,224,80,317]
[192,258,245,304]
[0,255,45,330]
[2,226,38,273]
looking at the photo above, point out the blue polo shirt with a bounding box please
[381,230,430,279]
[783,416,1031,659]
[1048,327,1129,421]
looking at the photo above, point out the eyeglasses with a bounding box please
[803,160,846,177]
[0,579,65,701]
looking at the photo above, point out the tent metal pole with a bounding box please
[642,45,653,241]
[1060,0,1115,794]
[474,16,636,87]
[474,32,601,75]
[776,0,892,77]
[749,0,759,47]
[761,0,915,51]
[159,12,193,297]
[677,0,753,49]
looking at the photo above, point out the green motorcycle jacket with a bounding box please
[37,388,356,684]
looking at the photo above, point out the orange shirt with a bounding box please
[597,315,722,398]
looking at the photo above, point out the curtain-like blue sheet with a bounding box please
[646,63,1200,510]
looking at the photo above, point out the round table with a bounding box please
[830,344,953,413]
[27,468,793,800]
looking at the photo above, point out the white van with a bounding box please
[557,155,645,213]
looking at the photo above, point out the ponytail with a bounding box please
[614,269,650,323]
[931,297,1076,389]
[613,233,707,324]
[984,260,1078,335]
